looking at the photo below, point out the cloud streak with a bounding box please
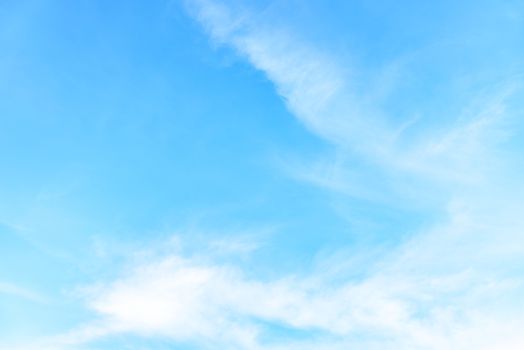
[0,282,46,304]
[182,0,523,241]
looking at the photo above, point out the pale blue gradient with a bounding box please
[1,1,523,349]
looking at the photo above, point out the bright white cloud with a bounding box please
[46,210,524,349]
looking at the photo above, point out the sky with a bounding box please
[1,0,524,349]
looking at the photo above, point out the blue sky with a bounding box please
[1,0,524,349]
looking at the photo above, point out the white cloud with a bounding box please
[42,214,524,349]
[33,187,524,348]
[185,0,520,196]
[185,0,389,150]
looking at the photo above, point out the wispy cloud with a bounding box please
[33,218,524,349]
[184,0,387,151]
[0,282,46,304]
[185,0,520,195]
